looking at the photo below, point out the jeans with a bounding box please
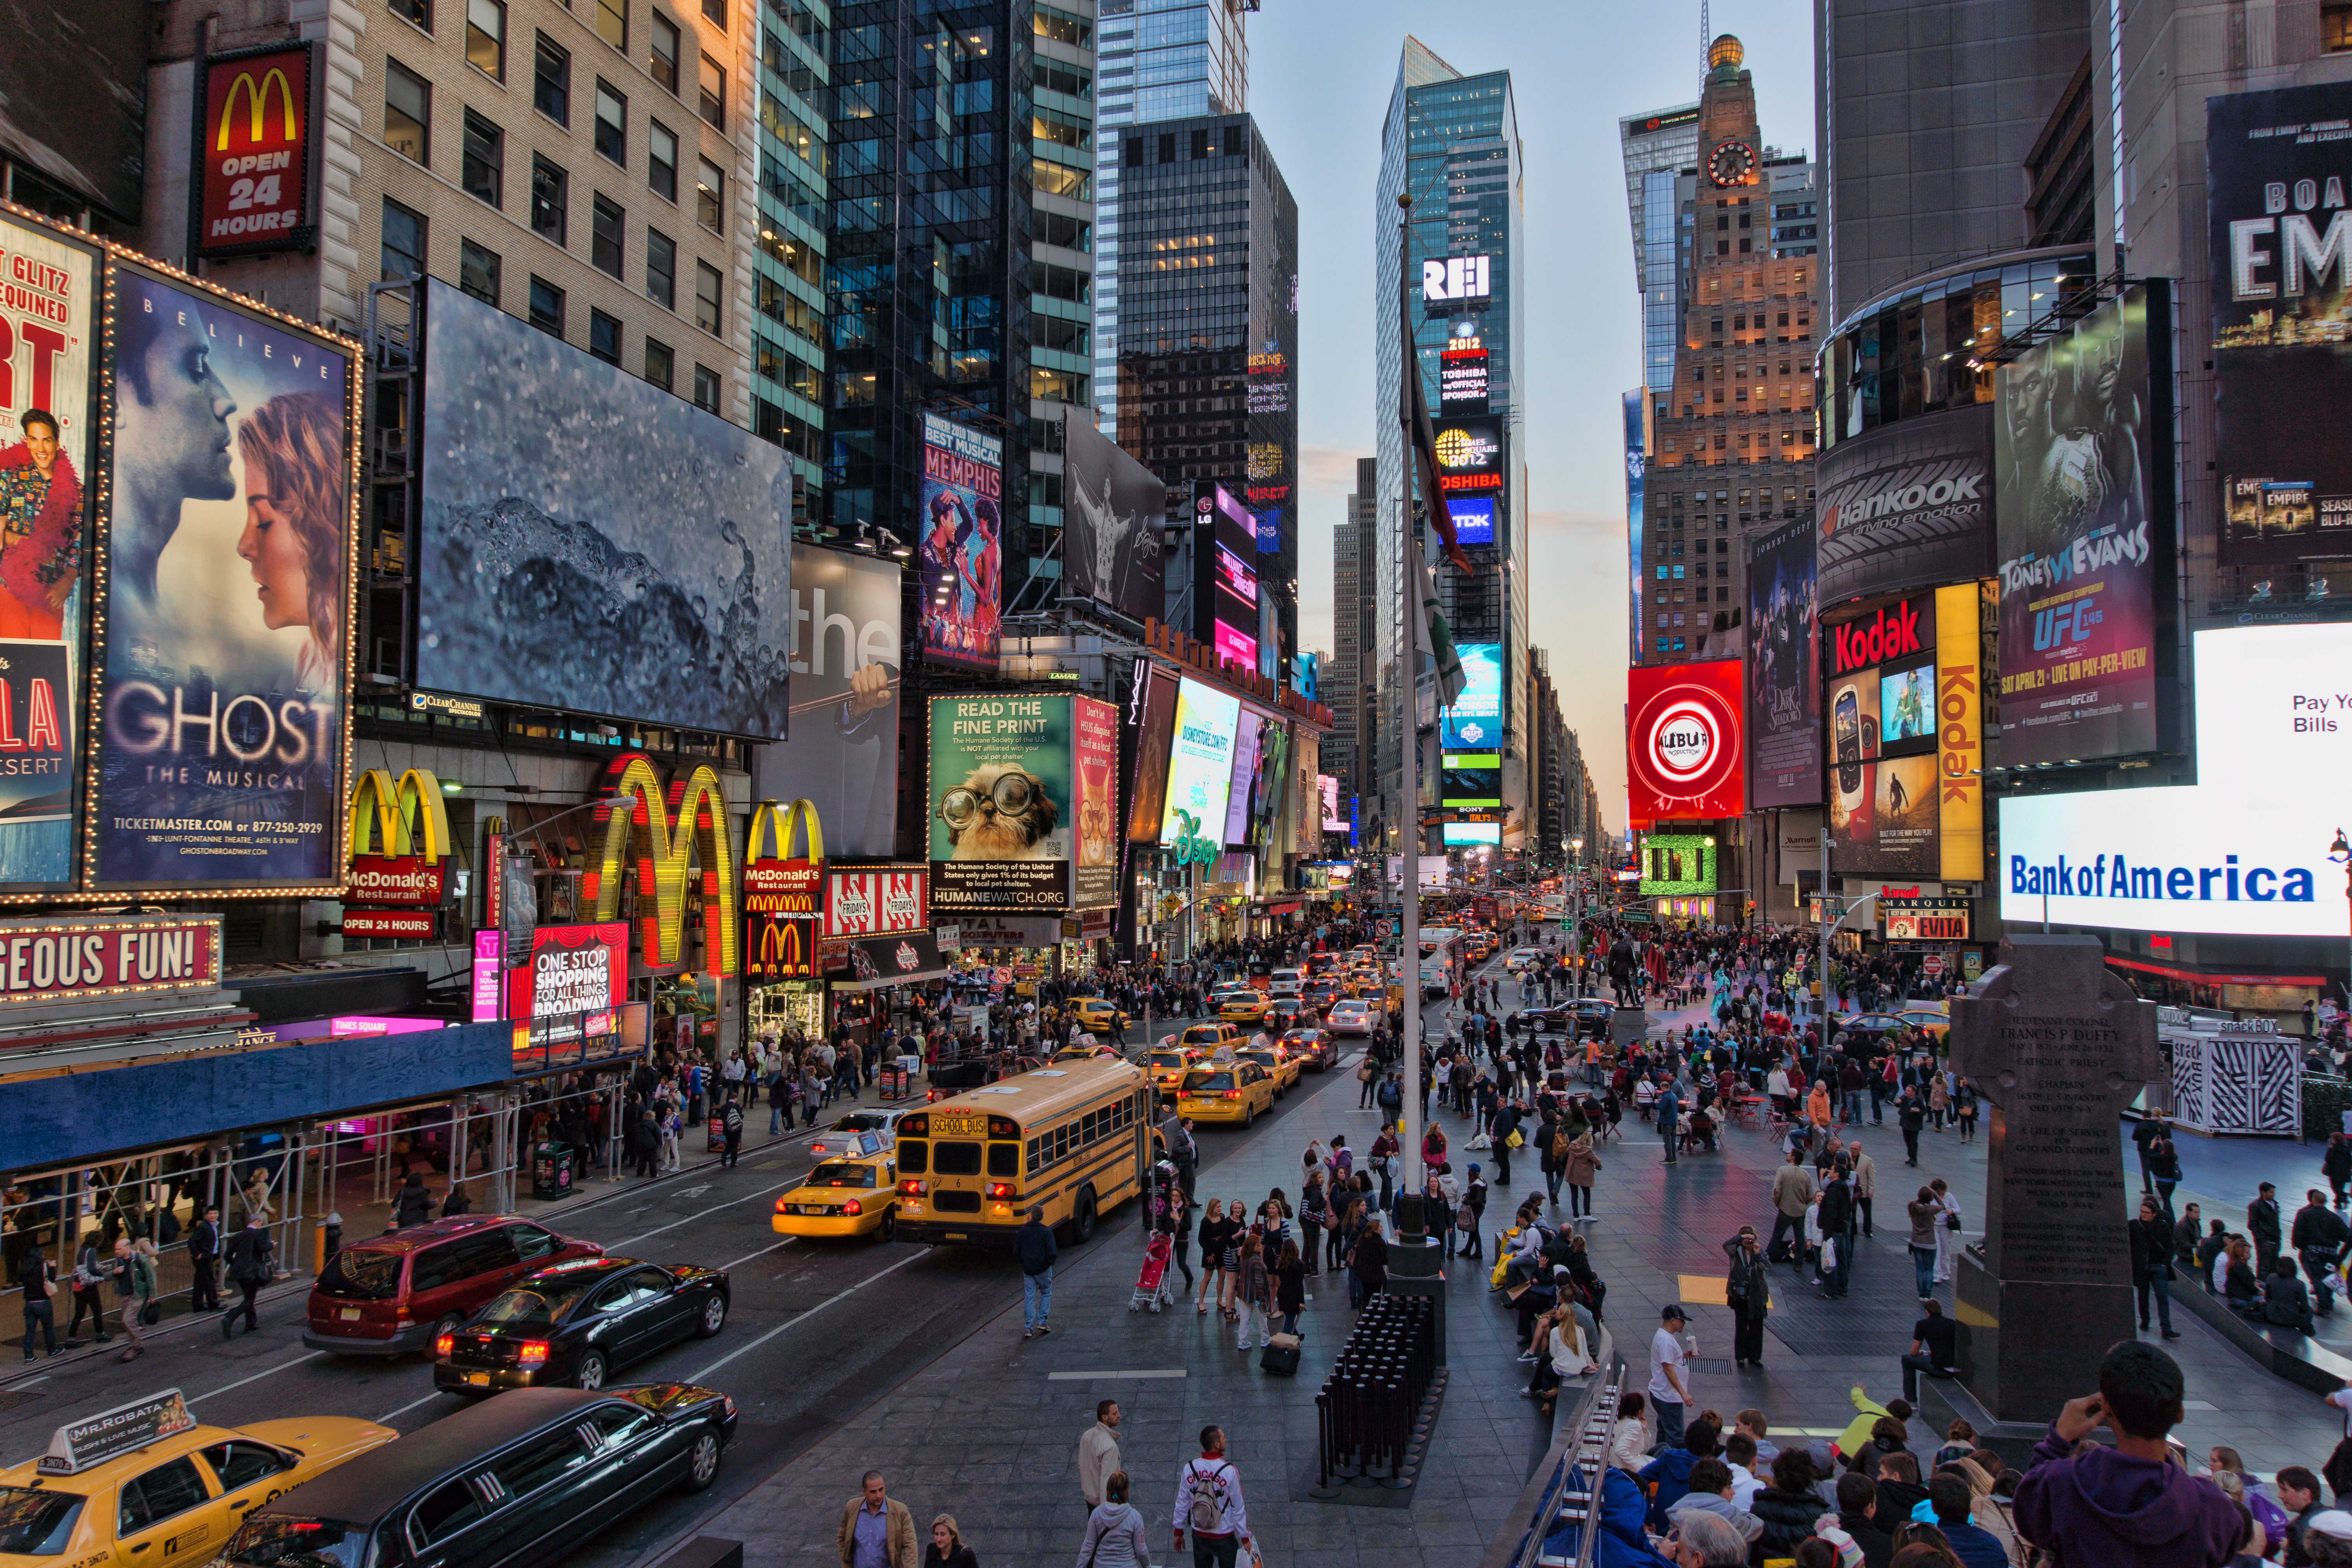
[1868,1083,1885,1123]
[1238,1303,1267,1349]
[1654,1397,1686,1449]
[1568,1183,1591,1218]
[1659,1118,1677,1163]
[1901,1351,1956,1402]
[1545,1169,1563,1202]
[1767,1211,1804,1264]
[1844,1091,1864,1123]
[21,1299,55,1357]
[2303,1249,2338,1313]
[1910,1245,1936,1299]
[1190,1533,1241,1568]
[769,1104,785,1135]
[67,1287,106,1340]
[1825,1232,1854,1297]
[1023,1267,1053,1331]
[2138,1272,2176,1332]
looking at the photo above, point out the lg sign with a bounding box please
[1626,660,1744,823]
[1422,255,1492,303]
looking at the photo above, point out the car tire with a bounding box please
[575,1350,608,1390]
[681,1426,722,1493]
[1241,1103,1254,1129]
[880,1208,897,1243]
[695,1291,728,1339]
[1071,1188,1098,1245]
[429,1312,463,1350]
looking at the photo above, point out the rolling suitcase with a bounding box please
[1259,1332,1301,1377]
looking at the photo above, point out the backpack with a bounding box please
[1186,1463,1231,1533]
[1550,1127,1570,1162]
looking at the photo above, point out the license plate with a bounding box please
[339,1308,361,1321]
[466,1372,490,1386]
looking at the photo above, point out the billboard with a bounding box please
[1624,391,1646,662]
[2209,84,2352,564]
[824,864,927,937]
[1999,623,2348,936]
[1222,710,1262,846]
[1061,411,1164,621]
[1883,895,1971,942]
[0,209,95,890]
[1625,659,1743,824]
[506,921,630,1035]
[927,693,1116,913]
[1249,716,1290,847]
[194,43,324,260]
[94,260,357,891]
[1431,416,1504,499]
[1745,515,1819,807]
[1993,283,2169,764]
[1935,581,1987,884]
[1319,773,1341,831]
[918,412,1004,669]
[1446,497,1496,546]
[1124,660,1179,843]
[415,278,793,735]
[1815,403,1994,608]
[1422,254,1492,303]
[1824,594,1943,877]
[1205,484,1258,668]
[1639,833,1718,896]
[1441,641,1504,750]
[750,544,899,857]
[1159,677,1240,848]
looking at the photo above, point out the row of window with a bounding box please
[393,0,724,105]
[1023,1093,1143,1176]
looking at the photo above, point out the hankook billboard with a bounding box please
[1814,402,1994,610]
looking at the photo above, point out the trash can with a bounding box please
[878,1065,909,1102]
[531,1142,576,1200]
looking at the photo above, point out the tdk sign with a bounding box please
[1422,254,1492,303]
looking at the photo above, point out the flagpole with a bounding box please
[1396,190,1425,1244]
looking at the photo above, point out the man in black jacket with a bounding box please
[187,1206,220,1312]
[1833,1471,1895,1568]
[2251,1182,2285,1274]
[1817,1161,1856,1299]
[1017,1206,1057,1339]
[2128,1196,2180,1339]
[2292,1188,2350,1314]
[220,1215,272,1339]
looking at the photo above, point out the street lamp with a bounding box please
[2330,828,2351,1014]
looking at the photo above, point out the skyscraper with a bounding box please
[1328,457,1377,822]
[1090,0,1250,435]
[1620,102,1701,411]
[1372,39,1527,851]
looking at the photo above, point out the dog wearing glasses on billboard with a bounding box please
[938,764,1059,860]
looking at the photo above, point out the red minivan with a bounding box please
[304,1215,600,1355]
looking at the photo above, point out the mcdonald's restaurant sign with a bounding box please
[746,913,818,980]
[744,799,824,916]
[583,753,740,977]
[195,42,323,260]
[345,767,453,908]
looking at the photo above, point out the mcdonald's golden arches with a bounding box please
[197,44,318,258]
[583,753,740,976]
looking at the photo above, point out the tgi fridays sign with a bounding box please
[0,913,221,1004]
[825,866,926,937]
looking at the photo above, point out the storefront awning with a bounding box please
[829,933,949,992]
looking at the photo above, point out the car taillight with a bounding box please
[986,1182,1014,1200]
[899,1177,926,1195]
[842,1199,862,1216]
[518,1341,550,1366]
[1225,1090,1241,1099]
[434,1332,454,1357]
[774,1196,792,1213]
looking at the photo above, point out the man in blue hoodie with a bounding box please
[2013,1341,2246,1566]
[1640,1417,1722,1531]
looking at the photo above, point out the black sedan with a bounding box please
[1521,1000,1617,1040]
[434,1256,729,1395]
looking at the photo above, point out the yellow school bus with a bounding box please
[892,1058,1152,1246]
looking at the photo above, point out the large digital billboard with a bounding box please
[415,278,793,735]
[1745,515,1819,808]
[1815,403,1994,609]
[1206,485,1258,669]
[1446,497,1495,546]
[0,209,95,890]
[1993,283,2169,765]
[2000,623,2349,936]
[1223,710,1262,846]
[1124,660,1179,843]
[2209,84,2352,564]
[1431,416,1504,500]
[1626,659,1743,824]
[1824,595,1942,878]
[94,259,358,891]
[927,693,1116,913]
[750,543,899,857]
[1062,411,1164,622]
[919,412,1004,669]
[1638,833,1719,896]
[1159,677,1240,848]
[1441,641,1503,750]
[1624,390,1646,662]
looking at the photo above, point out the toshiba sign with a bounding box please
[1626,659,1744,825]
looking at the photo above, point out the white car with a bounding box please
[1270,967,1306,989]
[808,1109,907,1158]
[1327,999,1376,1037]
[1506,947,1546,975]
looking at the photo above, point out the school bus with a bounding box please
[892,1058,1153,1247]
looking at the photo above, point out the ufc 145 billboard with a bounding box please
[1625,660,1743,827]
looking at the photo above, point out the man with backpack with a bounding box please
[720,1095,745,1167]
[1173,1425,1251,1568]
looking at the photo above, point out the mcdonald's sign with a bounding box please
[746,913,818,980]
[583,753,740,976]
[195,43,320,259]
[346,767,452,906]
[744,799,824,916]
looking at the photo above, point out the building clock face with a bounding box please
[1709,139,1757,187]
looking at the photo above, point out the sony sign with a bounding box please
[1421,254,1492,303]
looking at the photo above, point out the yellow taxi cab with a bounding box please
[1174,1022,1241,1054]
[1175,1061,1278,1128]
[1070,998,1130,1036]
[1896,1004,1951,1043]
[1236,1042,1301,1094]
[771,1132,898,1240]
[1145,1044,1203,1100]
[0,1392,395,1568]
[1053,1040,1125,1063]
[1218,990,1270,1025]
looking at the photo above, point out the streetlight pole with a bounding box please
[1395,189,1425,1245]
[2330,829,2351,1019]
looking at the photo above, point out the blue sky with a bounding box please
[1249,0,1815,828]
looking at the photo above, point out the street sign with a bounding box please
[1923,954,1946,978]
[1375,920,1394,939]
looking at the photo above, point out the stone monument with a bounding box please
[1947,933,2161,1422]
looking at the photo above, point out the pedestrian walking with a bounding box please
[221,1212,274,1337]
[920,1517,975,1568]
[1564,1129,1599,1219]
[1017,1205,1057,1339]
[1460,1165,1489,1261]
[16,1250,58,1362]
[1171,1426,1252,1568]
[2293,1188,2350,1316]
[1896,1087,1926,1167]
[66,1237,109,1345]
[2130,1194,2181,1339]
[111,1237,155,1362]
[1078,1472,1152,1568]
[1722,1226,1769,1368]
[837,1472,918,1568]
[1079,1400,1123,1509]
[187,1205,221,1312]
[1650,1304,1692,1449]
[721,1094,744,1167]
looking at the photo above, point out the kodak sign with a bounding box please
[1935,582,1988,883]
[197,44,316,258]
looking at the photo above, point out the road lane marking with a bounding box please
[681,1249,928,1384]
[189,1351,325,1404]
[1046,1369,1187,1380]
[610,1179,802,1247]
[376,1389,457,1421]
[716,1238,797,1271]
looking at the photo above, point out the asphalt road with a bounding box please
[0,947,1543,1568]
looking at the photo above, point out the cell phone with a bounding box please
[1835,690,1862,795]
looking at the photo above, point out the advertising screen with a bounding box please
[1639,833,1718,896]
[750,543,898,857]
[823,865,927,938]
[2209,84,2352,564]
[1445,497,1496,547]
[1624,390,1646,662]
[1826,659,1880,853]
[1250,717,1290,847]
[1159,677,1240,848]
[1442,759,1501,804]
[1993,283,2169,764]
[0,211,94,890]
[1431,416,1504,499]
[918,412,1004,669]
[1746,515,1820,808]
[1422,254,1492,303]
[415,278,793,735]
[1443,822,1501,846]
[506,921,630,1023]
[1441,641,1504,750]
[195,44,321,259]
[1072,694,1118,909]
[1625,659,1743,824]
[1439,344,1490,413]
[1883,896,1971,942]
[1061,410,1165,621]
[1223,710,1263,847]
[94,261,356,890]
[927,694,1097,913]
[1816,403,1994,607]
[2000,622,2352,937]
[1124,661,1179,843]
[1880,666,1934,746]
[1319,774,1342,831]
[1208,485,1258,667]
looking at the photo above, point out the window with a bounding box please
[592,194,625,276]
[697,158,724,230]
[986,1142,1019,1177]
[590,309,622,363]
[201,1442,296,1492]
[597,0,627,50]
[461,112,503,206]
[1125,136,1144,168]
[701,0,725,22]
[534,34,571,122]
[407,1481,485,1553]
[529,276,565,336]
[118,1459,211,1537]
[647,121,679,200]
[693,364,719,411]
[650,12,680,91]
[507,1223,561,1261]
[389,0,430,29]
[458,239,502,304]
[595,82,627,164]
[699,53,726,129]
[466,0,505,76]
[646,228,676,306]
[380,197,425,281]
[2330,4,2352,50]
[695,260,722,332]
[530,157,568,243]
[587,1404,656,1449]
[384,60,430,163]
[644,338,675,390]
[488,1431,592,1500]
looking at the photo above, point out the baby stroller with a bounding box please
[1129,1232,1176,1312]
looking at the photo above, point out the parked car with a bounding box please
[433,1258,730,1394]
[306,1217,599,1357]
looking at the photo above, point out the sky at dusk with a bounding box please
[1242,0,1816,835]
